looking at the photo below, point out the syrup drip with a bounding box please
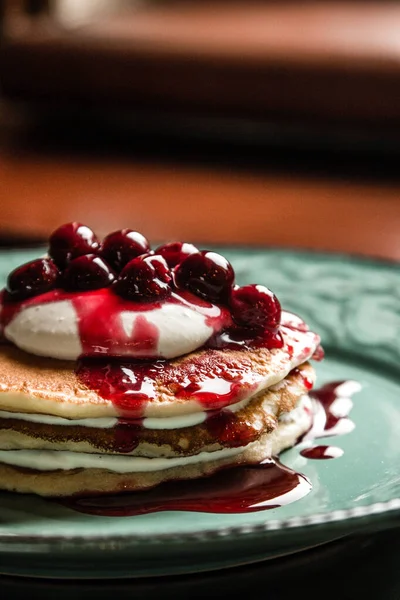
[113,420,143,454]
[92,406,266,454]
[0,289,318,420]
[60,380,360,517]
[297,380,361,465]
[60,459,312,516]
[76,352,261,417]
[1,289,350,517]
[300,445,344,460]
[74,314,316,418]
[304,379,360,440]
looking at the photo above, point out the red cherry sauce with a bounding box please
[309,380,359,436]
[73,306,317,420]
[300,445,344,460]
[60,379,359,517]
[76,351,261,418]
[299,380,361,461]
[290,367,314,391]
[2,287,353,517]
[60,458,312,516]
[112,419,143,454]
[61,379,359,517]
[0,288,236,354]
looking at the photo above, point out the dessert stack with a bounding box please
[0,224,321,496]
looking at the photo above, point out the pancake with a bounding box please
[0,316,319,419]
[0,395,312,497]
[0,321,318,497]
[0,228,323,499]
[0,362,314,456]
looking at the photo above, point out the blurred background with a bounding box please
[0,4,400,598]
[1,0,400,258]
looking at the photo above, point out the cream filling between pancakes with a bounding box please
[0,396,312,473]
[0,396,251,431]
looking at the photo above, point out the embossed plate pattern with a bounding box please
[0,248,399,578]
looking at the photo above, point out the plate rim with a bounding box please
[0,246,399,550]
[0,497,398,550]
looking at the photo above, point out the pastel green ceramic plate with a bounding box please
[0,248,399,578]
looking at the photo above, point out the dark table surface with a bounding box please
[0,529,399,600]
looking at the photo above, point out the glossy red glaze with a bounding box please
[310,380,351,431]
[113,419,143,454]
[57,378,359,516]
[60,458,311,516]
[1,287,292,417]
[300,445,343,459]
[76,350,260,417]
[0,287,232,354]
[290,367,313,390]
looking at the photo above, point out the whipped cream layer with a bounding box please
[1,289,232,360]
[0,396,312,473]
[0,408,208,430]
[0,394,261,429]
[0,445,247,473]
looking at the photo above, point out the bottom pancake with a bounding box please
[0,395,312,496]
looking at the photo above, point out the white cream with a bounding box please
[0,395,255,430]
[0,445,248,473]
[0,410,118,429]
[3,298,220,361]
[121,303,213,359]
[4,300,82,360]
[2,292,318,365]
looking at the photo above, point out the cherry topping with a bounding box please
[155,242,199,268]
[62,255,115,291]
[49,222,99,269]
[174,251,234,303]
[140,254,172,284]
[101,230,150,272]
[230,284,281,331]
[6,258,59,301]
[114,255,171,302]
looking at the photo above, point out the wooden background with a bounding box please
[1,1,400,260]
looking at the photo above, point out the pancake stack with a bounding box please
[0,224,321,497]
[0,335,318,497]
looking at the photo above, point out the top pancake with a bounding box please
[0,323,319,418]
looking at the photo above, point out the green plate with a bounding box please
[0,248,399,578]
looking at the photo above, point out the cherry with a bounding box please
[155,242,198,268]
[174,251,234,303]
[62,255,115,291]
[101,230,150,272]
[114,255,171,302]
[6,258,59,301]
[49,222,99,269]
[230,284,281,331]
[140,254,172,284]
